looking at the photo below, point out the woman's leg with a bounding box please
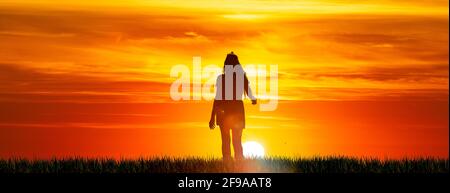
[232,128,244,160]
[220,127,231,161]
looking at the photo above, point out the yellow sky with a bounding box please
[0,1,448,101]
[1,0,448,14]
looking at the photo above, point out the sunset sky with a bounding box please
[0,0,448,159]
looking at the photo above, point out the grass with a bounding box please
[0,156,448,174]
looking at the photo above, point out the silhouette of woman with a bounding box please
[209,52,257,161]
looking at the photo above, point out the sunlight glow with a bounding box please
[243,141,265,158]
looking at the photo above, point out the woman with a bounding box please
[209,52,257,161]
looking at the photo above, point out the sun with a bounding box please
[243,141,265,158]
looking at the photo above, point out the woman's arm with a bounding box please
[209,100,217,129]
[244,73,257,105]
[209,75,223,129]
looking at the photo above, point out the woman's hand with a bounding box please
[252,99,257,105]
[209,118,215,130]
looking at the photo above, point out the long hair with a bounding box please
[223,52,240,73]
[225,52,240,66]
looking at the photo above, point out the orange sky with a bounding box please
[0,0,448,159]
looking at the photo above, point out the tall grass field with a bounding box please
[1,156,448,173]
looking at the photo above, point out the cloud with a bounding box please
[294,64,449,82]
[0,6,447,102]
[0,64,172,103]
[0,31,76,38]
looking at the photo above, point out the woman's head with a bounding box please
[224,51,240,66]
